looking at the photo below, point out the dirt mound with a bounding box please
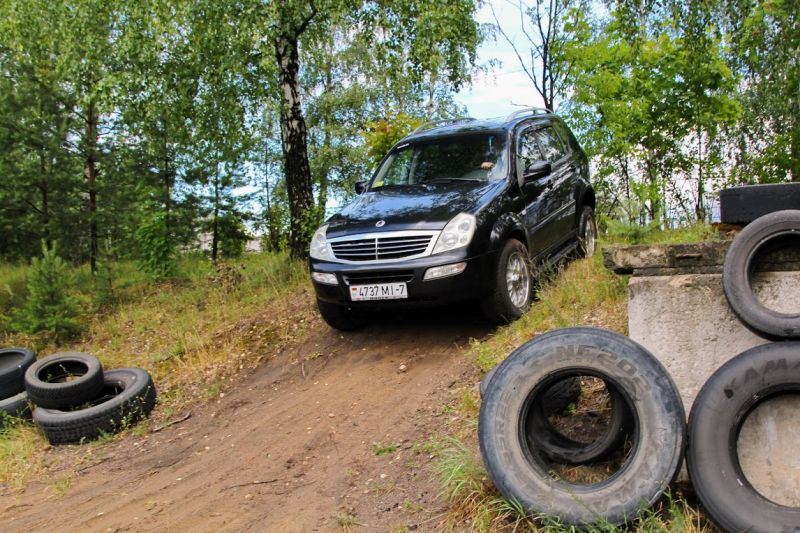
[0,303,488,532]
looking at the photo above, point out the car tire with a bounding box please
[722,209,800,339]
[720,183,800,225]
[479,327,685,526]
[33,368,157,445]
[481,239,532,324]
[316,298,368,331]
[0,348,36,399]
[529,381,633,465]
[687,342,800,532]
[24,352,104,409]
[576,206,597,258]
[0,391,32,425]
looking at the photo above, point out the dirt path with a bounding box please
[0,303,489,532]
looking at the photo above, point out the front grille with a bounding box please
[343,271,414,285]
[330,234,434,262]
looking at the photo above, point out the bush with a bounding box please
[15,241,82,344]
[135,212,176,279]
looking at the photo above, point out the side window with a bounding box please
[552,120,575,153]
[534,126,567,163]
[516,128,543,177]
[376,149,414,187]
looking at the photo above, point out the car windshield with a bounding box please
[370,133,507,189]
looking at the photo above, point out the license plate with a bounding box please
[349,282,408,301]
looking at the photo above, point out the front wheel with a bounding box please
[577,206,597,258]
[481,239,532,324]
[316,298,368,331]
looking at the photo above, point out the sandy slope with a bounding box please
[0,303,488,532]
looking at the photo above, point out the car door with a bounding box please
[531,124,575,252]
[515,124,558,258]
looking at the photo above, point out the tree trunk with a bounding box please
[275,30,315,259]
[212,173,220,262]
[85,96,98,274]
[791,96,799,182]
[39,153,50,249]
[162,115,173,232]
[695,126,705,222]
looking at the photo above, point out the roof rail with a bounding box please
[411,117,476,134]
[505,107,553,122]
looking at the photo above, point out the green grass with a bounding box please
[441,225,721,531]
[470,251,629,373]
[0,251,313,487]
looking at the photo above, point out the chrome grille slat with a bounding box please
[329,231,437,262]
[377,243,429,251]
[343,271,414,285]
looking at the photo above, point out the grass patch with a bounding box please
[445,225,720,531]
[372,441,399,456]
[0,421,47,489]
[470,250,628,373]
[0,252,313,486]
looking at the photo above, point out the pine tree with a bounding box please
[17,241,82,344]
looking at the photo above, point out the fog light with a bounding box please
[424,262,467,281]
[312,272,338,285]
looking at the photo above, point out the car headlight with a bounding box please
[432,213,476,255]
[309,225,333,260]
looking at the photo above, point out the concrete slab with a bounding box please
[622,263,800,502]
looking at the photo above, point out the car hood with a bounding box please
[326,181,503,237]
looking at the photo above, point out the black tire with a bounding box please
[0,348,36,399]
[722,209,800,339]
[481,365,581,413]
[530,382,633,465]
[0,391,32,425]
[316,298,368,331]
[24,352,104,409]
[576,206,597,258]
[720,183,800,225]
[481,239,532,324]
[687,342,800,532]
[479,327,685,526]
[481,365,627,465]
[33,368,157,445]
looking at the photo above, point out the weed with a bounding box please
[50,475,72,496]
[412,440,443,457]
[336,507,360,531]
[402,499,424,513]
[0,422,47,488]
[372,441,398,456]
[456,387,479,417]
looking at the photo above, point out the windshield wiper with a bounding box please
[426,177,481,183]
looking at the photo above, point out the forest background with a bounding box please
[0,0,796,270]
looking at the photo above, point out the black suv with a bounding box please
[309,108,596,330]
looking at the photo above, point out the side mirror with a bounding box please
[354,181,367,194]
[523,160,551,181]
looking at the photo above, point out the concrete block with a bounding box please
[627,270,800,503]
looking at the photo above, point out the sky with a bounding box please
[454,0,548,119]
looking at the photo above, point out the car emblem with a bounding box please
[375,220,386,227]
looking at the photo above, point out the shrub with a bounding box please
[16,241,81,344]
[135,212,176,279]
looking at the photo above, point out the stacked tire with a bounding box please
[0,348,37,424]
[23,352,156,444]
[687,208,800,531]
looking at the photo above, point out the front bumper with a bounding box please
[310,250,496,308]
